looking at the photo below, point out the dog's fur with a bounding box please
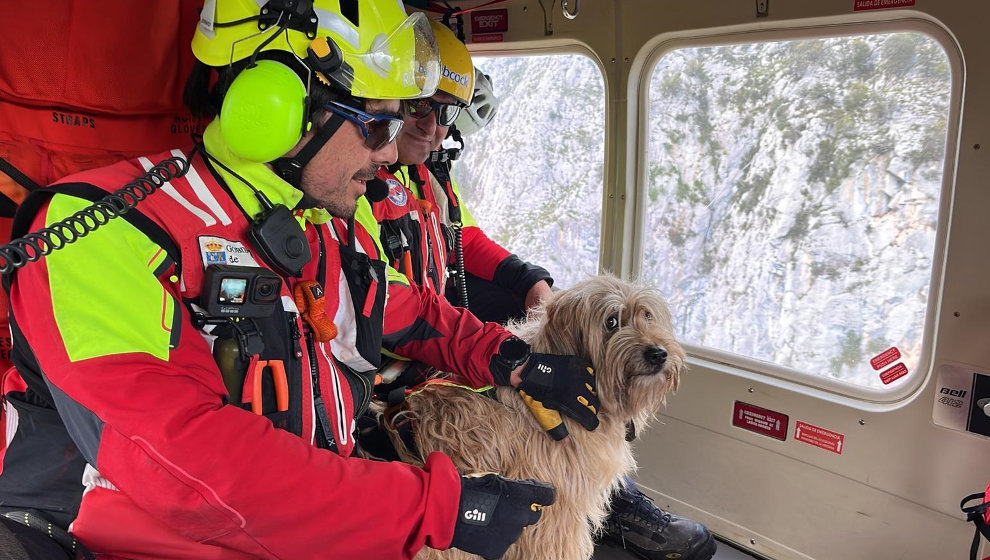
[387,275,684,560]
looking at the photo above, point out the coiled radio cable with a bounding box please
[0,154,191,275]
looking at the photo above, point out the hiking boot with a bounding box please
[603,486,716,560]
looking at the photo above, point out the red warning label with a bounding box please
[853,0,915,10]
[471,9,509,34]
[795,421,844,454]
[870,347,901,370]
[470,33,504,44]
[732,401,788,440]
[880,362,909,385]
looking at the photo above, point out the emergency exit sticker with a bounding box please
[795,421,844,454]
[853,0,915,10]
[732,401,788,440]
[870,347,901,370]
[471,9,508,34]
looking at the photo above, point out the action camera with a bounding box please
[202,265,283,318]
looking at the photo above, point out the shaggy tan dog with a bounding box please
[385,275,684,560]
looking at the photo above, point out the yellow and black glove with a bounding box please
[516,353,599,440]
[491,337,600,440]
[519,392,569,440]
[449,473,556,559]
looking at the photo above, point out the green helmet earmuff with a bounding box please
[220,60,310,162]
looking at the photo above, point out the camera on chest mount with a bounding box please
[202,264,283,318]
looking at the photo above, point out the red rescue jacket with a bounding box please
[3,131,510,557]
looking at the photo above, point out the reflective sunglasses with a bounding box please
[323,101,404,150]
[402,98,462,127]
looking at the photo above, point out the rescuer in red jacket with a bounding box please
[0,1,601,558]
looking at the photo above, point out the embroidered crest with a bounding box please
[203,240,225,264]
[198,236,261,267]
[386,178,408,206]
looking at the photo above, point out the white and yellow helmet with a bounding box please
[430,20,474,106]
[192,0,441,100]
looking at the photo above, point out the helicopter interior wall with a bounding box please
[445,0,990,558]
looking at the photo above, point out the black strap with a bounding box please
[0,155,40,219]
[2,511,94,560]
[961,491,990,560]
[272,114,345,187]
[0,191,18,219]
[387,386,420,460]
[425,152,460,223]
[0,155,41,193]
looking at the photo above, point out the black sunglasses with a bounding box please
[324,101,404,151]
[402,98,462,127]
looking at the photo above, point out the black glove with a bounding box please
[449,473,556,559]
[516,353,599,438]
[490,338,599,440]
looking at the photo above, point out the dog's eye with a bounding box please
[643,310,654,321]
[605,315,619,331]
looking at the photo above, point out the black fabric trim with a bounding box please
[382,317,444,352]
[340,0,359,26]
[0,192,18,218]
[338,241,385,368]
[151,257,174,278]
[0,392,87,529]
[446,273,524,324]
[169,296,183,350]
[6,314,55,408]
[0,155,41,193]
[492,254,554,296]
[44,381,104,467]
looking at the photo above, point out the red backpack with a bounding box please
[0,0,207,463]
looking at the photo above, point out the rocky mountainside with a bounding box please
[453,32,951,388]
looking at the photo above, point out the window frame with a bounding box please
[451,45,611,286]
[630,15,964,405]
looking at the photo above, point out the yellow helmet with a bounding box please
[430,20,474,106]
[192,0,440,100]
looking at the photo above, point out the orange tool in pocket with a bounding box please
[243,359,289,415]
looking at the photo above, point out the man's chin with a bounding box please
[397,145,431,166]
[325,202,356,219]
[321,193,359,219]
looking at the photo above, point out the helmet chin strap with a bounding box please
[272,113,346,187]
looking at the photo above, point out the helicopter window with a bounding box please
[641,31,953,392]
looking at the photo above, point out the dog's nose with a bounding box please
[644,346,668,367]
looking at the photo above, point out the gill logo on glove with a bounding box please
[537,363,553,374]
[464,509,488,522]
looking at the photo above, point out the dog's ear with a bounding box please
[538,292,585,357]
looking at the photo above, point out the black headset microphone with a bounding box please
[364,176,390,203]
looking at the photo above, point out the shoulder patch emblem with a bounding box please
[386,178,408,207]
[198,236,261,268]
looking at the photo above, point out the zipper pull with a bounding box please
[287,312,302,340]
